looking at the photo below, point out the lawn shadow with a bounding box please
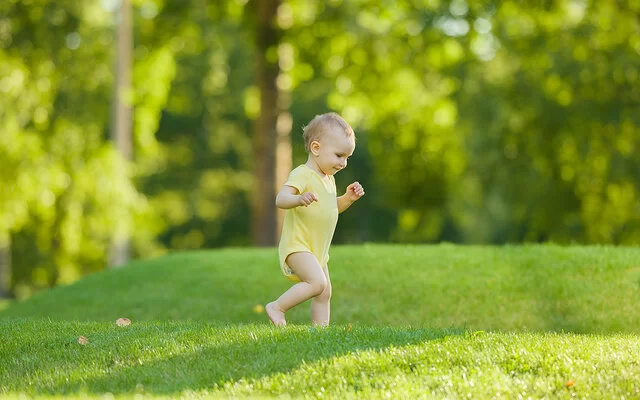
[39,325,464,396]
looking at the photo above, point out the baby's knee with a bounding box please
[308,276,328,297]
[317,282,332,302]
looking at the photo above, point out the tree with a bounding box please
[109,0,133,267]
[252,0,282,246]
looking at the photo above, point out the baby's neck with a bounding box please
[305,158,327,178]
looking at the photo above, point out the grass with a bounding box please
[2,244,640,398]
[2,320,640,399]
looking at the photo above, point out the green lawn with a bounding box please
[2,244,640,398]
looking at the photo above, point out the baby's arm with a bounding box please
[276,185,318,209]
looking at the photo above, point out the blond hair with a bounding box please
[302,112,355,152]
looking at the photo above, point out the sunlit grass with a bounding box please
[1,320,639,398]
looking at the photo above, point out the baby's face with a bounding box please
[313,128,355,176]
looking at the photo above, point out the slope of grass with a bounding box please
[1,319,639,399]
[3,244,640,332]
[2,244,640,398]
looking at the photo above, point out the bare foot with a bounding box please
[265,302,286,326]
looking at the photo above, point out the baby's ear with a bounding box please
[310,140,321,156]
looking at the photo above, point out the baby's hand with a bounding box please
[298,192,318,207]
[346,181,365,202]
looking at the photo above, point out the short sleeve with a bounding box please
[284,167,308,193]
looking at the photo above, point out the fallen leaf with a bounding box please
[116,318,131,327]
[345,323,352,333]
[78,336,89,345]
[253,304,264,314]
[565,380,575,388]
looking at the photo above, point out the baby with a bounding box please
[266,112,365,326]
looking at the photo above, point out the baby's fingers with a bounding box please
[299,192,317,206]
[349,183,365,198]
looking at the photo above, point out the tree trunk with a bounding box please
[252,0,281,246]
[110,0,133,267]
[0,231,11,298]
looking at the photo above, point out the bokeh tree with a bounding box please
[0,0,168,297]
[452,0,640,244]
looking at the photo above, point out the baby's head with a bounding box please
[303,112,355,153]
[303,112,356,175]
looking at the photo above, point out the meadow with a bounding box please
[2,244,640,398]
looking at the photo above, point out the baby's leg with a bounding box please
[311,265,331,326]
[267,252,327,326]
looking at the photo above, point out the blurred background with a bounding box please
[0,0,638,299]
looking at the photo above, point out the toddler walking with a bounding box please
[266,112,364,326]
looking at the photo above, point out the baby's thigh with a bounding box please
[285,252,325,284]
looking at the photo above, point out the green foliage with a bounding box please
[0,1,168,296]
[453,0,640,244]
[141,0,254,249]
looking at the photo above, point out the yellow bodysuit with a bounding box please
[278,164,339,281]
